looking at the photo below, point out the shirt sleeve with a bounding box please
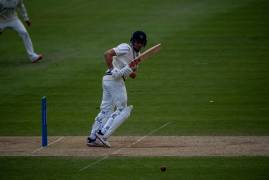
[17,0,29,21]
[113,43,131,56]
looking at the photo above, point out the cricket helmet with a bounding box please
[130,31,147,47]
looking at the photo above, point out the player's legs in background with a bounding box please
[9,18,39,61]
[89,80,114,140]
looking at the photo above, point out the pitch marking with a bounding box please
[79,122,171,172]
[31,136,64,154]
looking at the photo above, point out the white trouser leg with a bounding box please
[89,79,114,140]
[103,105,133,139]
[101,78,132,139]
[89,109,113,140]
[8,18,38,61]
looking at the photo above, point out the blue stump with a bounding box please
[41,96,47,147]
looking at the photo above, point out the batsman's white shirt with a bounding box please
[112,43,139,69]
[102,43,139,109]
[0,0,29,22]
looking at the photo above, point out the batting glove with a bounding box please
[111,68,122,79]
[120,65,133,77]
[112,66,133,79]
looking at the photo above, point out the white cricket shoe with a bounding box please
[96,132,111,148]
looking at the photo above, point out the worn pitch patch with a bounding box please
[0,136,269,157]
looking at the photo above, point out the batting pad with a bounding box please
[104,105,133,138]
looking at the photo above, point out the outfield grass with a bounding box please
[0,0,269,136]
[0,157,268,180]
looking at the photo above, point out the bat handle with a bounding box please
[129,60,137,68]
[129,58,141,68]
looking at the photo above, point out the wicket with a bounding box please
[41,96,47,147]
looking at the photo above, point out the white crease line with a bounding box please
[79,122,171,172]
[31,136,65,154]
[127,122,171,148]
[48,136,65,146]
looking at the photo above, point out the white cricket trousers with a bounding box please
[0,18,39,61]
[89,76,128,140]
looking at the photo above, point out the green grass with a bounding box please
[0,157,268,180]
[0,0,269,135]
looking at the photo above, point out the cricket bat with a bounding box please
[129,43,161,67]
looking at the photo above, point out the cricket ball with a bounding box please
[160,166,166,172]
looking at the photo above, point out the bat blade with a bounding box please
[130,43,161,67]
[138,43,161,61]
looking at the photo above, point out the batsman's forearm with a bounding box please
[104,53,113,69]
[104,49,116,69]
[105,56,113,69]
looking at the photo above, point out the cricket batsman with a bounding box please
[87,31,147,147]
[0,0,42,63]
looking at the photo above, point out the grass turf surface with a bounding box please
[0,0,269,136]
[0,157,268,180]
